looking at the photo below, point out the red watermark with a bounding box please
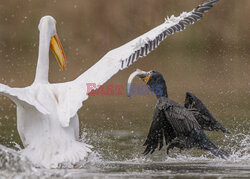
[86,83,164,96]
[86,83,124,96]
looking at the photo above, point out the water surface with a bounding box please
[0,106,249,178]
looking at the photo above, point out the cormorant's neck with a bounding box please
[155,83,168,99]
[148,78,168,99]
[34,24,51,84]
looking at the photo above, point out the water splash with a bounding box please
[0,126,249,178]
[107,132,250,167]
[227,133,250,163]
[0,144,35,177]
[81,125,250,167]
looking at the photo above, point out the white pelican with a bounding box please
[0,0,219,168]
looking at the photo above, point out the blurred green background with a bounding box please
[0,0,249,149]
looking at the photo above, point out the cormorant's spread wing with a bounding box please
[0,83,49,114]
[158,97,201,136]
[184,92,230,133]
[143,97,202,155]
[143,107,176,155]
[53,0,219,126]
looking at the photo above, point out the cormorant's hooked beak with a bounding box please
[50,34,66,70]
[127,69,150,98]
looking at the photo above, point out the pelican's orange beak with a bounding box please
[50,34,66,70]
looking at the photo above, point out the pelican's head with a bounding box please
[38,16,66,70]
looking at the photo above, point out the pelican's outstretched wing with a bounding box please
[76,0,219,83]
[54,0,219,127]
[0,83,49,114]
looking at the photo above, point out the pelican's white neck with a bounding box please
[34,23,51,84]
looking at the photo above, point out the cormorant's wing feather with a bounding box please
[184,92,230,133]
[53,0,219,126]
[143,96,203,155]
[143,106,177,155]
[143,107,166,155]
[157,97,201,136]
[0,83,49,114]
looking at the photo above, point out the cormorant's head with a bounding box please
[127,69,168,99]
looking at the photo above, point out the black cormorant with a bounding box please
[127,69,230,159]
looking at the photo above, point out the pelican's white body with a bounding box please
[15,84,83,167]
[0,16,92,168]
[9,84,91,168]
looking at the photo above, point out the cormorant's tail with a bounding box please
[209,147,230,159]
[199,133,230,159]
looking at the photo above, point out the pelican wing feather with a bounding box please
[0,83,49,114]
[53,0,219,127]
